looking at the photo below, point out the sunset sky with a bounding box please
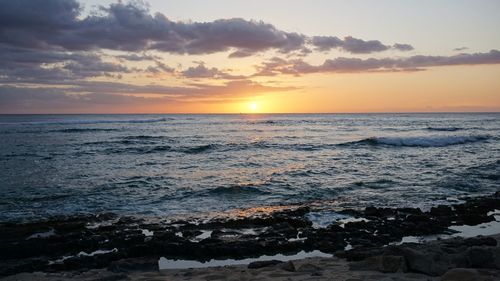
[1,0,499,113]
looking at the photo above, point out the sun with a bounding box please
[248,102,258,112]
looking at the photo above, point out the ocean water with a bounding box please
[0,113,499,222]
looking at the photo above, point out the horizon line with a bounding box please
[1,111,499,115]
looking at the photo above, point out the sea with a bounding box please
[0,113,499,223]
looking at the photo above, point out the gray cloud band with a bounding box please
[255,50,500,76]
[0,0,410,56]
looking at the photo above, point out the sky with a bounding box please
[0,0,499,113]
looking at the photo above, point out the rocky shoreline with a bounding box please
[1,192,499,279]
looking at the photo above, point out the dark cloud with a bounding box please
[0,45,130,82]
[454,47,468,51]
[145,61,176,74]
[62,56,130,78]
[342,36,389,53]
[116,53,160,61]
[0,0,305,56]
[228,50,255,58]
[181,62,246,79]
[311,36,414,53]
[255,50,500,75]
[311,36,344,51]
[1,1,415,58]
[393,43,414,51]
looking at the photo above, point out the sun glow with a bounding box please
[248,102,258,112]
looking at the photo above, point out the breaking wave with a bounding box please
[355,135,490,147]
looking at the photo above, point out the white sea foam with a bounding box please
[26,228,55,239]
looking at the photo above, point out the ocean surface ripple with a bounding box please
[0,113,499,222]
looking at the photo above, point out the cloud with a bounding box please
[454,47,468,51]
[1,0,496,114]
[341,36,390,53]
[145,61,176,74]
[255,50,500,75]
[228,50,256,58]
[180,62,246,79]
[1,1,415,58]
[393,43,414,51]
[69,79,297,98]
[311,36,413,54]
[0,85,172,113]
[311,36,344,51]
[182,62,225,78]
[0,79,298,112]
[0,0,306,57]
[62,56,130,78]
[0,45,130,82]
[116,53,160,61]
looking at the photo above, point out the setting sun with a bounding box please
[248,102,258,112]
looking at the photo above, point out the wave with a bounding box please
[103,145,172,154]
[90,134,491,156]
[205,185,270,196]
[122,135,172,140]
[426,126,462,132]
[101,144,217,155]
[96,141,331,156]
[182,144,220,154]
[19,117,172,125]
[53,128,118,133]
[352,135,490,147]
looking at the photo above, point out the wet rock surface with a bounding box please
[0,192,499,277]
[348,236,500,276]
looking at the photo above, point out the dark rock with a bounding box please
[399,246,450,276]
[406,214,431,223]
[339,247,384,261]
[108,258,159,272]
[440,268,483,281]
[464,236,497,247]
[350,255,407,273]
[297,263,322,273]
[397,207,423,215]
[1,192,499,277]
[204,274,228,280]
[495,247,500,270]
[364,207,393,217]
[466,247,495,268]
[182,230,203,238]
[247,260,283,269]
[95,272,129,281]
[430,205,453,216]
[279,261,296,272]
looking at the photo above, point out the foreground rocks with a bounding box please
[0,257,441,281]
[348,235,500,276]
[0,192,499,277]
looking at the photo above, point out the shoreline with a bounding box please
[1,192,499,279]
